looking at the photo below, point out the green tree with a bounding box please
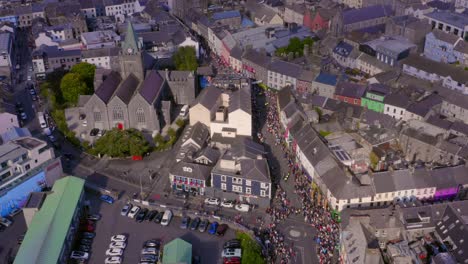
[236,232,265,264]
[70,62,96,90]
[91,129,150,157]
[60,73,92,105]
[176,119,186,127]
[173,46,198,71]
[370,151,379,168]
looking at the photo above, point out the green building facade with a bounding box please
[361,91,386,113]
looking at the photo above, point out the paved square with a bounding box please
[86,193,236,264]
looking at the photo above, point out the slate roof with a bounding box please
[277,86,293,110]
[242,49,271,68]
[114,74,139,104]
[230,138,265,159]
[454,40,468,54]
[383,93,411,108]
[229,86,251,114]
[335,82,367,99]
[94,71,122,103]
[170,161,212,180]
[343,5,393,25]
[139,70,164,104]
[401,127,438,145]
[436,87,468,109]
[196,147,220,164]
[333,41,353,57]
[240,158,270,182]
[426,115,453,130]
[195,86,222,110]
[81,47,119,58]
[406,93,442,117]
[360,110,396,129]
[430,29,461,45]
[451,121,468,136]
[426,11,468,29]
[212,10,241,20]
[182,122,209,150]
[230,45,243,60]
[314,72,338,86]
[268,59,303,79]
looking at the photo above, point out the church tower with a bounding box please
[120,22,145,82]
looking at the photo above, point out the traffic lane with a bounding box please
[87,194,236,264]
[0,213,27,264]
[278,219,319,264]
[14,88,35,125]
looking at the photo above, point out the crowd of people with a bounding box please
[252,86,341,263]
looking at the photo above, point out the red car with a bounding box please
[80,224,95,232]
[223,257,241,264]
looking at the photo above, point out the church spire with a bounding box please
[122,21,140,54]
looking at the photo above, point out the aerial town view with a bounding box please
[1,0,468,263]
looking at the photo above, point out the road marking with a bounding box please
[295,246,305,264]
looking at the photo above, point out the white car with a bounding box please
[222,248,242,258]
[127,205,140,218]
[204,198,220,205]
[105,256,122,264]
[70,251,89,260]
[121,204,132,216]
[106,248,123,256]
[221,200,234,208]
[235,204,250,212]
[109,241,127,249]
[111,234,127,243]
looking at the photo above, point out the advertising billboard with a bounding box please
[0,171,46,217]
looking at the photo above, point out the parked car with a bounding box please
[234,204,250,212]
[223,256,241,264]
[198,219,209,232]
[146,210,158,221]
[221,200,235,208]
[180,216,191,229]
[222,248,242,258]
[190,217,200,230]
[20,112,27,120]
[80,224,95,232]
[140,254,158,263]
[174,190,188,199]
[100,194,114,204]
[204,198,220,205]
[121,203,132,216]
[144,239,161,249]
[82,232,95,239]
[70,251,89,260]
[141,247,159,255]
[78,245,91,252]
[223,239,241,249]
[153,211,164,224]
[128,206,141,218]
[216,224,229,236]
[80,239,93,246]
[87,214,101,221]
[90,128,99,136]
[136,208,149,222]
[161,210,173,226]
[111,234,127,243]
[208,222,219,235]
[9,208,22,217]
[105,256,122,264]
[109,241,126,249]
[106,248,123,256]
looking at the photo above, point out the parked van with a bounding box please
[161,210,172,226]
[38,112,47,128]
[179,105,189,117]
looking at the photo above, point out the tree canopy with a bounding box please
[275,37,315,58]
[236,232,265,264]
[60,73,92,105]
[70,62,96,90]
[173,46,198,71]
[90,128,150,158]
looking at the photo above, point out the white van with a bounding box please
[179,105,189,117]
[161,210,172,226]
[38,112,47,128]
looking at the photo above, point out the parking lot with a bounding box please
[0,213,27,264]
[86,193,236,264]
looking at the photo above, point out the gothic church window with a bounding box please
[136,108,145,123]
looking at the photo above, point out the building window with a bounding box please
[113,106,124,120]
[232,185,243,193]
[246,180,251,186]
[93,111,102,121]
[233,177,242,184]
[260,190,267,197]
[221,175,226,182]
[221,183,226,190]
[261,182,268,189]
[246,187,251,194]
[136,108,145,123]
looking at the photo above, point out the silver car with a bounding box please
[120,203,132,216]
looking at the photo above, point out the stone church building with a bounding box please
[72,22,197,137]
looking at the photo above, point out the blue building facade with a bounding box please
[424,31,462,63]
[0,15,18,26]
